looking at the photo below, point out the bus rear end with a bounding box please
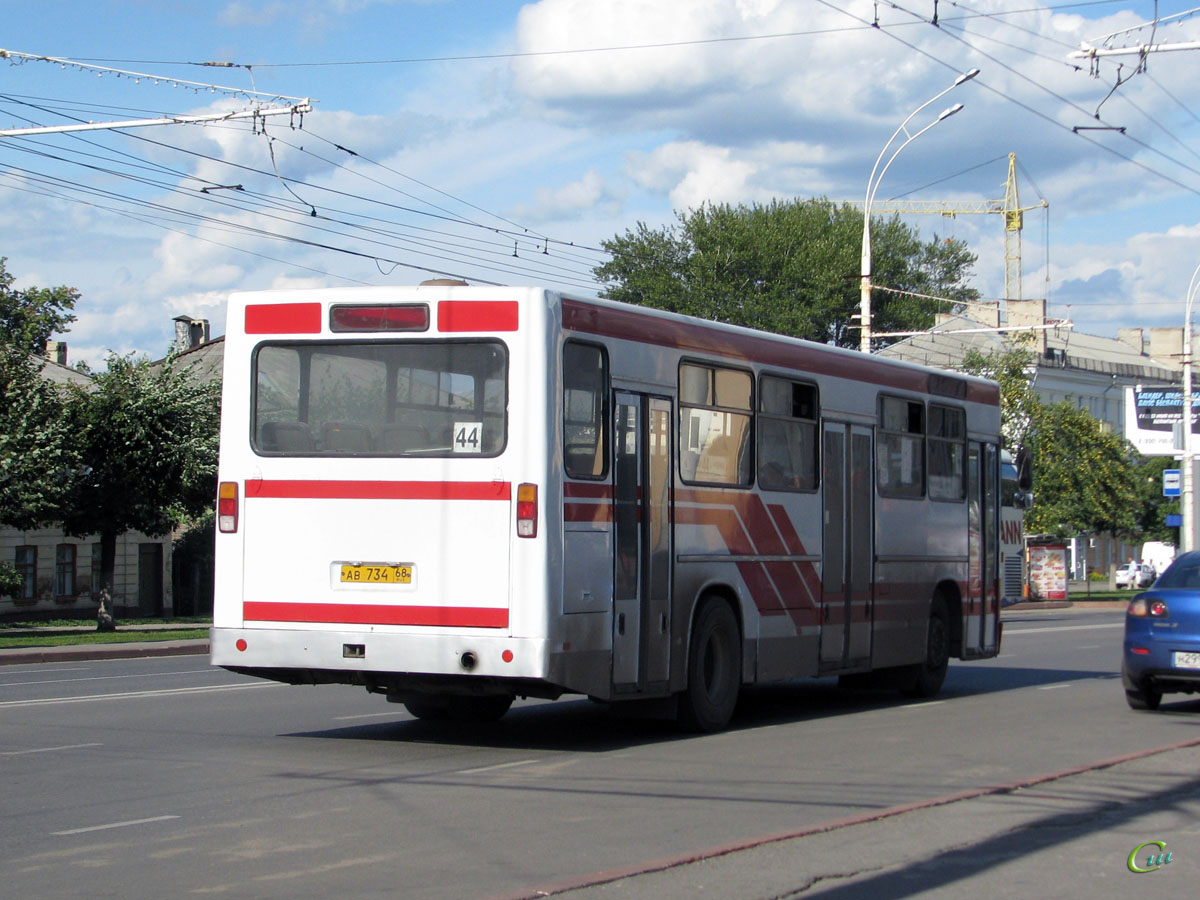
[211,285,552,718]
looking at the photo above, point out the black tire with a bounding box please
[403,695,450,720]
[678,598,742,733]
[900,593,950,698]
[445,694,513,722]
[1125,686,1162,711]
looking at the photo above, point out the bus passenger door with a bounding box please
[612,393,673,693]
[964,442,1000,656]
[820,423,874,670]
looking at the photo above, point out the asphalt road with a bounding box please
[1,606,1197,899]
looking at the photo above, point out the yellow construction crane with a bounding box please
[855,153,1049,301]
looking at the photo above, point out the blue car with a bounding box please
[1123,550,1200,710]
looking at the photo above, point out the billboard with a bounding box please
[1124,386,1199,456]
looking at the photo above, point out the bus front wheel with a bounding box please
[678,598,742,733]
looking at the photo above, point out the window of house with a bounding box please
[758,375,818,491]
[91,542,103,595]
[679,363,752,486]
[563,342,607,479]
[878,396,925,498]
[55,544,76,597]
[14,546,36,600]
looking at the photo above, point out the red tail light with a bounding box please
[516,483,538,538]
[218,481,239,533]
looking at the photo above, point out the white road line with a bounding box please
[1038,683,1072,690]
[0,681,279,709]
[0,669,216,689]
[51,815,180,836]
[332,712,399,721]
[900,700,947,710]
[1004,623,1122,636]
[456,759,539,775]
[1,742,103,756]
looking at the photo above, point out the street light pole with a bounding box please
[1182,263,1200,552]
[859,68,979,354]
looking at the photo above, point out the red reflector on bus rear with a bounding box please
[517,483,538,538]
[218,481,239,533]
[330,304,429,333]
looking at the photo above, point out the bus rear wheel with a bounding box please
[900,593,950,698]
[678,598,741,733]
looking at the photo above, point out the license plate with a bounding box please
[340,564,412,584]
[1173,651,1200,669]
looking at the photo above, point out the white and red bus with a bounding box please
[211,284,1004,731]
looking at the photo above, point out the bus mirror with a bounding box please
[1015,447,1033,492]
[1021,491,1035,511]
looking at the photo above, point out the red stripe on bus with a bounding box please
[245,302,322,334]
[245,479,512,500]
[244,601,508,628]
[437,300,519,332]
[561,297,999,406]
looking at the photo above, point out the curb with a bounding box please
[0,640,209,666]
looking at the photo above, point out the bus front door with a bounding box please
[964,442,1001,656]
[820,422,874,671]
[612,393,672,694]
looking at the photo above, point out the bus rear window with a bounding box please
[253,340,507,457]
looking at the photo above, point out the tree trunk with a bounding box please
[100,530,118,609]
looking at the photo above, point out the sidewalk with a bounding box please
[0,624,209,666]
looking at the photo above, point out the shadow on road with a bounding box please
[282,663,1137,752]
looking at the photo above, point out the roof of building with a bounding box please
[877,310,1180,385]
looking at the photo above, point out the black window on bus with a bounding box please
[877,396,925,498]
[253,340,507,457]
[758,375,818,492]
[563,341,607,479]
[928,404,966,502]
[679,362,752,486]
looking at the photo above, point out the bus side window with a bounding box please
[758,375,817,491]
[877,395,925,498]
[678,362,752,487]
[563,342,608,479]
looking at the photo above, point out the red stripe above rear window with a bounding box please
[437,300,519,332]
[243,601,508,628]
[245,302,322,334]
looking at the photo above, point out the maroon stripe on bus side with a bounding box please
[244,302,322,334]
[561,297,1000,406]
[245,479,512,501]
[244,601,508,628]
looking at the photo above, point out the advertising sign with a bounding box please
[1125,386,1199,456]
[1027,543,1068,601]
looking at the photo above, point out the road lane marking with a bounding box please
[0,669,217,689]
[457,759,539,775]
[0,681,279,708]
[51,815,180,836]
[332,712,400,721]
[1,742,103,755]
[1004,623,1122,636]
[1038,683,1072,690]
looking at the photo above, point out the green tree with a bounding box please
[0,256,79,356]
[0,347,79,529]
[961,345,1040,451]
[60,353,220,597]
[0,258,81,531]
[1131,455,1180,543]
[1025,401,1142,539]
[594,198,979,348]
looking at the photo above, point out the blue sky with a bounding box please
[2,0,1200,368]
